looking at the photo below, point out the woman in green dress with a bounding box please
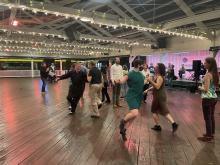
[144,63,178,133]
[119,59,145,141]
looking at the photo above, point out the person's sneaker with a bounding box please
[98,103,102,109]
[172,123,179,133]
[68,106,72,110]
[197,136,214,142]
[106,101,111,104]
[113,105,118,108]
[151,125,162,131]
[69,111,74,115]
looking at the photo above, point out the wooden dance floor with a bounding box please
[0,78,220,165]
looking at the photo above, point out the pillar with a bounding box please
[60,59,63,75]
[129,56,136,69]
[31,59,34,78]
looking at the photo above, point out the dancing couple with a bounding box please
[119,60,178,141]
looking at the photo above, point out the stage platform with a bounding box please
[0,78,220,165]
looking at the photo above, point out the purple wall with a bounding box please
[146,50,220,77]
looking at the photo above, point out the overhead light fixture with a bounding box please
[80,17,94,23]
[11,20,18,27]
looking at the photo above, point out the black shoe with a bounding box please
[151,125,162,131]
[106,100,111,104]
[119,119,125,132]
[119,120,127,141]
[121,130,127,141]
[172,123,178,133]
[98,103,102,109]
[203,133,214,138]
[91,115,100,118]
[197,136,214,142]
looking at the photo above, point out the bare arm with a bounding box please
[199,74,210,92]
[58,71,71,81]
[143,86,153,94]
[119,75,128,84]
[148,76,163,90]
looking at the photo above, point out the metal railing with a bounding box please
[0,70,66,78]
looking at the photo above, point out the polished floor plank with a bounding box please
[0,78,220,165]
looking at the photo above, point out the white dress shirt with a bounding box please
[110,64,123,82]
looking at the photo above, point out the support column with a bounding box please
[31,59,34,78]
[60,59,63,75]
[129,55,136,69]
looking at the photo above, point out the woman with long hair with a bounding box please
[145,63,178,132]
[198,57,219,142]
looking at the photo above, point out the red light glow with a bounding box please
[11,20,18,26]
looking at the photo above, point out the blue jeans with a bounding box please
[41,78,46,92]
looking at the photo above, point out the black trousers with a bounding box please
[202,98,217,136]
[67,86,83,112]
[102,82,110,102]
[143,84,149,101]
[41,78,46,92]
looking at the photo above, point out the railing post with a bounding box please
[31,59,34,78]
[60,59,63,75]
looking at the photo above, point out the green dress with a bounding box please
[126,70,145,110]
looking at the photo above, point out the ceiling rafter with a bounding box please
[76,20,103,37]
[163,8,220,30]
[57,0,80,6]
[113,0,156,41]
[173,0,212,38]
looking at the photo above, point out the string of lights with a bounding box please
[0,2,208,40]
[0,37,126,51]
[0,45,106,54]
[0,27,149,48]
[80,36,151,47]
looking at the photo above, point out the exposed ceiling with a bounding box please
[0,0,220,58]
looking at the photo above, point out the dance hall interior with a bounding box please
[0,0,220,165]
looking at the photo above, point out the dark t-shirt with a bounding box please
[88,67,102,84]
[40,67,48,79]
[59,70,87,96]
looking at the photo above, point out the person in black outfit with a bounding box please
[101,65,111,103]
[167,64,175,87]
[40,63,49,93]
[178,64,185,79]
[67,63,76,110]
[57,63,87,114]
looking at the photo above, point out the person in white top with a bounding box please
[121,65,129,98]
[110,57,123,108]
[141,64,150,103]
